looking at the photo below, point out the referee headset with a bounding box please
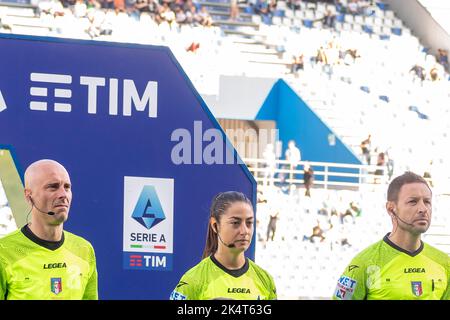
[213,221,235,249]
[27,193,56,217]
[388,207,414,227]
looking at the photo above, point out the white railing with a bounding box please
[243,158,434,190]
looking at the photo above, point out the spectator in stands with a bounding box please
[335,0,346,14]
[87,0,101,10]
[0,17,11,31]
[348,0,359,15]
[287,0,302,11]
[360,134,371,165]
[266,211,279,242]
[114,0,126,13]
[285,140,301,185]
[423,160,434,188]
[410,64,426,84]
[182,0,194,12]
[198,6,213,27]
[74,0,88,17]
[429,65,440,81]
[255,0,272,23]
[343,48,360,65]
[256,219,264,242]
[303,162,314,197]
[230,0,240,21]
[315,46,328,65]
[374,152,386,183]
[86,11,101,38]
[437,49,449,71]
[290,54,304,75]
[135,0,156,15]
[158,2,175,25]
[101,0,115,10]
[170,191,277,300]
[349,201,361,218]
[263,143,277,187]
[309,220,326,243]
[333,171,450,300]
[385,149,395,181]
[174,5,187,24]
[321,9,336,29]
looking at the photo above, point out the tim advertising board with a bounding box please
[0,34,255,299]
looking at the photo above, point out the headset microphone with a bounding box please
[391,210,414,226]
[214,224,235,248]
[218,233,236,248]
[30,197,56,216]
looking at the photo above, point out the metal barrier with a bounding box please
[243,158,434,190]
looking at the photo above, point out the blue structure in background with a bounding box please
[256,79,361,182]
[0,34,255,299]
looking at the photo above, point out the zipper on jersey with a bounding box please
[432,279,435,291]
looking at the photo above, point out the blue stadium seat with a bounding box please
[336,13,345,23]
[379,95,389,103]
[360,86,370,93]
[391,27,402,36]
[303,19,313,28]
[376,2,388,10]
[363,25,373,34]
[262,14,272,25]
[244,6,254,14]
[273,9,285,17]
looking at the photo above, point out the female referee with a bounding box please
[170,191,277,300]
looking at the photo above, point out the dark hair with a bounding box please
[387,171,431,202]
[202,191,253,259]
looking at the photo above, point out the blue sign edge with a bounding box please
[0,32,258,255]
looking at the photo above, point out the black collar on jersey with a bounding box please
[383,233,424,257]
[210,254,249,278]
[21,225,65,251]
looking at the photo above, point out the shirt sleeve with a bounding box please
[0,257,7,300]
[170,273,199,300]
[82,244,98,300]
[268,276,277,300]
[333,258,367,300]
[442,260,450,300]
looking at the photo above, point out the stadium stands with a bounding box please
[1,0,450,299]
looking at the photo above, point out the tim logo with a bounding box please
[132,185,165,230]
[411,281,423,297]
[129,255,143,267]
[51,278,62,295]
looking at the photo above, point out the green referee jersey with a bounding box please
[333,233,450,300]
[0,226,98,300]
[170,255,277,300]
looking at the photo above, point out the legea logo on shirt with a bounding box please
[123,176,174,271]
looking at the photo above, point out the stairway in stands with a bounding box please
[198,0,292,75]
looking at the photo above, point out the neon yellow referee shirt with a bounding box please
[170,255,277,300]
[333,233,450,300]
[0,226,98,300]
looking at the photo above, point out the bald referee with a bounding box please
[0,159,98,300]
